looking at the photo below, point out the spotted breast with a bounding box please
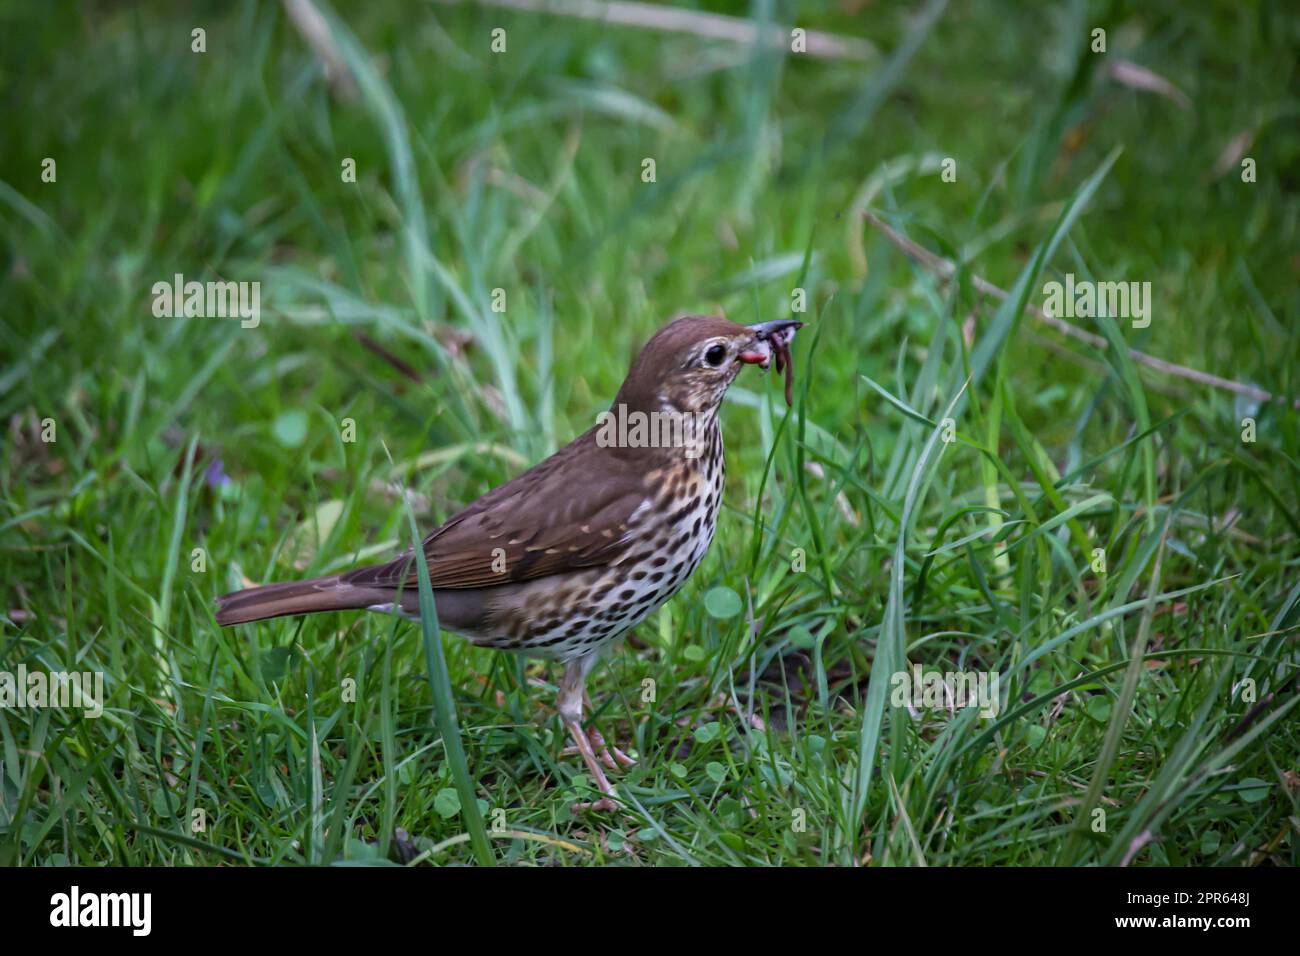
[481,418,726,661]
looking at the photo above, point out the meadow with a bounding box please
[1,0,1297,866]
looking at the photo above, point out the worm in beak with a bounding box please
[745,320,804,405]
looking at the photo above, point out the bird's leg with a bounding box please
[582,690,637,768]
[557,656,620,812]
[561,693,636,769]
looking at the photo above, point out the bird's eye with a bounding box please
[704,344,727,367]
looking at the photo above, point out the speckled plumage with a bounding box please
[471,417,725,660]
[216,314,801,809]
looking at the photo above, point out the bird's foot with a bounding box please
[589,726,637,769]
[563,718,629,814]
[571,795,621,813]
[564,725,636,770]
[562,727,635,769]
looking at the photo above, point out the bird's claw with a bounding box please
[562,726,636,770]
[589,726,637,769]
[571,795,621,813]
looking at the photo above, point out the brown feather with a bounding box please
[215,314,779,647]
[214,575,381,625]
[342,426,653,591]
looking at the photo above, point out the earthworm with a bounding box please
[773,336,795,406]
[749,320,802,406]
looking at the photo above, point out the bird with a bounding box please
[215,314,803,810]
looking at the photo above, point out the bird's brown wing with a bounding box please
[342,430,649,591]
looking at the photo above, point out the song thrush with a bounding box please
[216,314,802,810]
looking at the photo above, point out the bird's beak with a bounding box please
[738,319,803,365]
[749,319,804,341]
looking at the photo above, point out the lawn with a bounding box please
[1,0,1297,866]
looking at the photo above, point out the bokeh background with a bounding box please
[1,0,1297,866]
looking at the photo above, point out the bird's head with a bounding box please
[614,315,803,416]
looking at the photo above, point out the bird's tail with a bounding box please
[214,574,391,626]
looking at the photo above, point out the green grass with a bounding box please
[1,0,1298,866]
